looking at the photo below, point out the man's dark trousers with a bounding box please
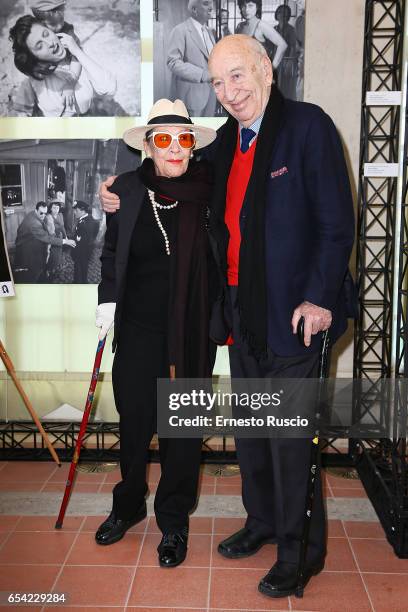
[228,286,326,566]
[73,252,89,283]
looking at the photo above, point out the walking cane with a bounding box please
[55,337,106,529]
[0,340,60,466]
[295,317,330,598]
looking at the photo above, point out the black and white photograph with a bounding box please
[153,0,306,116]
[0,205,15,296]
[0,0,141,117]
[0,139,141,283]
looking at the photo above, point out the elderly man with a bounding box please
[166,0,217,116]
[14,201,75,282]
[204,33,354,598]
[99,34,355,598]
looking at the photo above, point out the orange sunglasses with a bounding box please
[147,131,196,150]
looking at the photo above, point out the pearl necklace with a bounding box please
[148,189,178,255]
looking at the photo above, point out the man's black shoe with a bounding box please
[157,528,188,568]
[217,527,276,559]
[258,559,325,598]
[95,504,147,545]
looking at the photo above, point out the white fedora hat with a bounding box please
[123,99,217,151]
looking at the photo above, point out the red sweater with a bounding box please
[225,130,257,286]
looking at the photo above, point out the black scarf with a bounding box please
[210,85,285,358]
[138,158,214,377]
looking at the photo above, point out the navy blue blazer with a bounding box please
[206,97,356,357]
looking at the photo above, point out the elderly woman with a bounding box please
[9,15,116,116]
[95,99,217,568]
[235,0,287,69]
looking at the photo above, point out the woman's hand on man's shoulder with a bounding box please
[99,175,120,213]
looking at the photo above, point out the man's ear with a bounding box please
[262,55,273,86]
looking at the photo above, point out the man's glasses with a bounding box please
[147,131,196,150]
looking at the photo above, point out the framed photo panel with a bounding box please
[0,0,141,117]
[153,0,305,117]
[0,138,140,284]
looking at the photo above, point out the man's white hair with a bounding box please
[188,0,202,11]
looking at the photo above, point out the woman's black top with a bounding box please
[121,192,178,332]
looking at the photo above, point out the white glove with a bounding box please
[95,302,116,340]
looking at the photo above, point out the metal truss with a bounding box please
[393,0,408,556]
[354,0,404,382]
[0,421,238,464]
[0,420,350,468]
[353,0,408,557]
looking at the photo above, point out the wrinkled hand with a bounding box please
[99,175,120,213]
[57,32,81,56]
[63,239,76,248]
[291,301,332,347]
[95,302,116,340]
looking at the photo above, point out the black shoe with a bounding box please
[217,527,276,559]
[157,528,188,568]
[258,559,325,598]
[95,504,147,546]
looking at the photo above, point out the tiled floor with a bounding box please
[1,461,408,611]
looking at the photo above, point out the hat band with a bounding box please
[147,114,193,125]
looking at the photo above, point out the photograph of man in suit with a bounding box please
[13,201,75,282]
[72,200,99,284]
[167,0,217,117]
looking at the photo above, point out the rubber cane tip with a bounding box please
[55,521,62,529]
[57,462,62,467]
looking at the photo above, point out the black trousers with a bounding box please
[112,320,202,533]
[73,251,89,283]
[228,286,326,565]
